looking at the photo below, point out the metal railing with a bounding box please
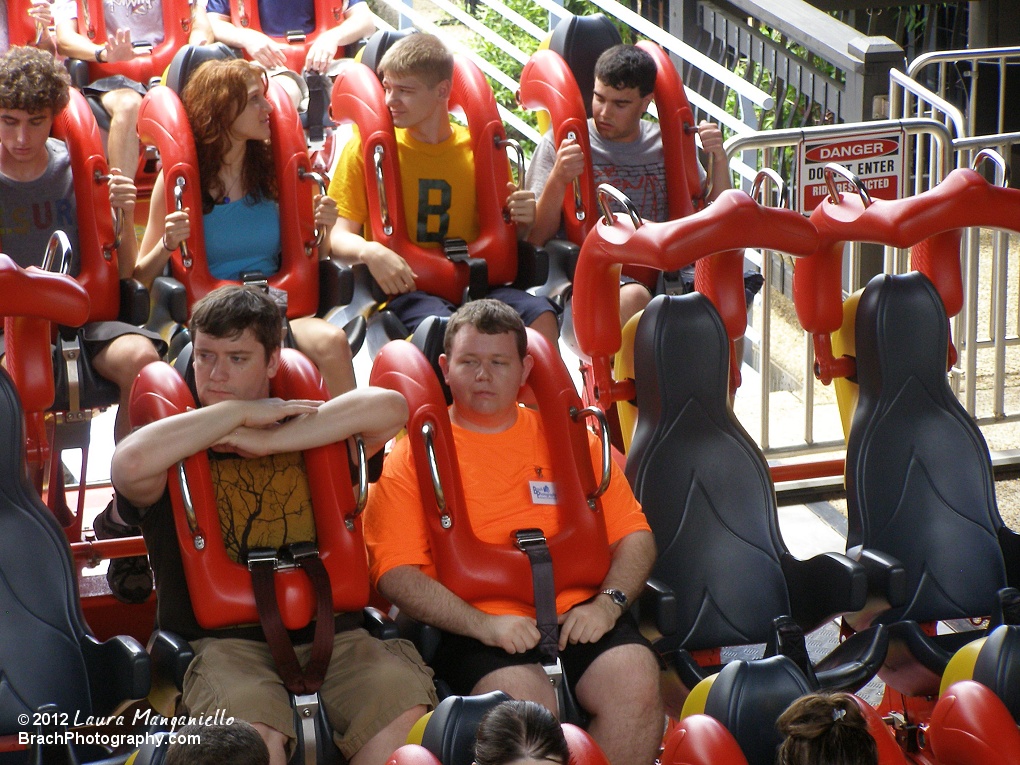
[724,118,953,461]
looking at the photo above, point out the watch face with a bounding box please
[606,589,627,607]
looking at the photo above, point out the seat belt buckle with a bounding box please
[282,541,320,563]
[514,528,548,551]
[246,547,279,571]
[542,656,564,688]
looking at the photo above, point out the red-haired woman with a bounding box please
[137,58,355,395]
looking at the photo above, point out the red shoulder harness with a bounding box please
[369,332,610,611]
[128,349,370,630]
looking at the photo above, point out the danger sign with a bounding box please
[798,129,904,213]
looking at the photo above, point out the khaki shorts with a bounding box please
[183,630,437,758]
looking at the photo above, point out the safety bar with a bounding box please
[570,406,611,504]
[421,421,451,529]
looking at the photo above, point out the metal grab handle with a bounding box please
[298,167,329,249]
[496,137,526,190]
[971,149,1009,187]
[596,183,643,228]
[172,176,192,267]
[345,434,368,530]
[823,163,873,207]
[175,462,205,550]
[422,422,451,528]
[566,130,585,222]
[373,145,394,236]
[41,230,74,275]
[94,170,122,254]
[750,168,788,208]
[570,406,611,505]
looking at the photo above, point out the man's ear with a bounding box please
[520,352,534,387]
[266,348,282,379]
[436,78,451,101]
[438,353,450,383]
[641,92,655,112]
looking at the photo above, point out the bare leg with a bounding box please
[99,88,143,178]
[472,663,558,713]
[619,282,652,329]
[90,333,161,442]
[289,316,356,396]
[251,722,288,765]
[349,705,428,765]
[574,644,663,765]
[528,311,560,352]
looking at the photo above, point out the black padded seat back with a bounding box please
[164,43,237,95]
[547,15,622,118]
[409,316,452,405]
[847,272,1005,624]
[704,656,813,765]
[420,691,511,765]
[973,625,1020,722]
[359,29,418,77]
[626,294,791,652]
[0,368,92,734]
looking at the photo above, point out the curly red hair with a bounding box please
[181,59,277,213]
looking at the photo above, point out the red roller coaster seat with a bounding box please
[220,0,356,75]
[127,349,369,630]
[793,166,1020,385]
[6,0,193,85]
[136,78,323,318]
[329,55,521,307]
[368,331,610,618]
[518,27,704,274]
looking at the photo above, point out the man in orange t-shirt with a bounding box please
[365,299,662,765]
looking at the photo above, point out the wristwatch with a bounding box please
[600,588,628,610]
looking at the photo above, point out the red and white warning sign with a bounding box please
[798,129,904,213]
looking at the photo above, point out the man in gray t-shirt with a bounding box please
[526,44,729,328]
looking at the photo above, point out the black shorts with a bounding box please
[430,611,655,696]
[387,287,558,334]
[0,321,166,361]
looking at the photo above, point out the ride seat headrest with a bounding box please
[548,15,623,118]
[704,656,814,765]
[165,43,237,95]
[359,28,419,78]
[409,316,451,404]
[421,691,511,765]
[974,625,1020,722]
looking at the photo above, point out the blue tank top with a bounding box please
[203,196,281,280]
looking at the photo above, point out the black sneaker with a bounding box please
[93,500,153,605]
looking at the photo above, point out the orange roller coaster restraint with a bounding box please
[369,331,610,610]
[128,350,370,630]
[572,191,819,402]
[794,168,1020,381]
[24,0,194,84]
[227,0,349,74]
[136,81,320,318]
[330,57,519,306]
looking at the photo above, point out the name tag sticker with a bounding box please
[529,481,557,505]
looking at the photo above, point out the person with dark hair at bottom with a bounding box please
[164,721,269,765]
[776,692,878,765]
[367,299,662,765]
[112,285,437,765]
[473,700,569,765]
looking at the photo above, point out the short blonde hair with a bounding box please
[378,33,453,89]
